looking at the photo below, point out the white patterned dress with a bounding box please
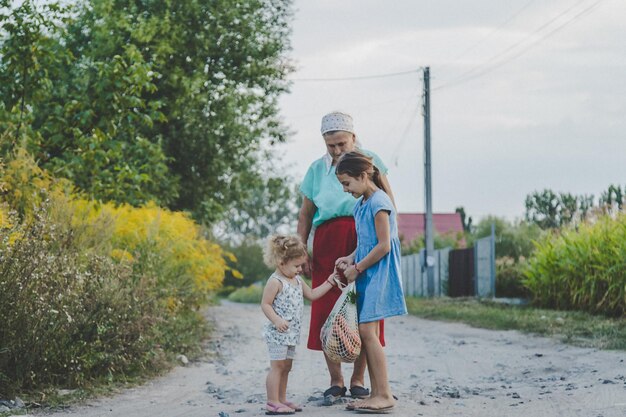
[262,273,304,347]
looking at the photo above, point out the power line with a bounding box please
[449,0,537,63]
[435,0,604,91]
[289,68,422,82]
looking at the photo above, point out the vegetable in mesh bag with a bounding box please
[320,281,361,363]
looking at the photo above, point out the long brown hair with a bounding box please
[336,151,390,195]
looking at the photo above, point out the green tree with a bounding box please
[524,189,594,230]
[599,184,625,213]
[0,1,176,206]
[66,0,294,223]
[221,239,273,289]
[0,0,68,152]
[217,177,298,242]
[473,216,542,261]
[455,206,472,232]
[1,0,294,224]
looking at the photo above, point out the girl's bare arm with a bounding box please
[301,275,336,301]
[344,211,391,282]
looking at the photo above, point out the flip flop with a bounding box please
[349,385,370,398]
[265,401,295,415]
[282,401,303,412]
[353,405,395,414]
[346,400,365,410]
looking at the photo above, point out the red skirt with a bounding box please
[307,216,385,350]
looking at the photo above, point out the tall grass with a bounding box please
[524,213,626,317]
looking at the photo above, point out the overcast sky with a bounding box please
[277,0,626,222]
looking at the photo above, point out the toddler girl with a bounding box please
[261,234,338,415]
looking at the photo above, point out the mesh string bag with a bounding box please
[320,281,361,363]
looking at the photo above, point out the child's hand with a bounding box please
[273,318,289,332]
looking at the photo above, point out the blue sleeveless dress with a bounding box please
[353,190,407,323]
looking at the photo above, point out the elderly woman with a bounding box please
[297,111,395,403]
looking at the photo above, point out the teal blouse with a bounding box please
[300,149,388,227]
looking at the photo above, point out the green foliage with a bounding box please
[472,216,543,261]
[524,213,626,317]
[0,204,163,396]
[455,206,472,232]
[525,189,594,230]
[218,179,298,241]
[65,0,294,223]
[0,187,227,396]
[222,239,273,288]
[227,283,264,304]
[599,184,626,214]
[495,257,530,298]
[40,45,177,206]
[0,0,69,153]
[0,0,295,225]
[401,232,465,255]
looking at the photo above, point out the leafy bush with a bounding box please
[496,257,530,298]
[0,205,164,396]
[0,155,230,396]
[228,283,264,304]
[524,213,626,317]
[402,232,465,255]
[221,239,272,289]
[471,216,543,261]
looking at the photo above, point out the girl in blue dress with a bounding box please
[334,151,407,413]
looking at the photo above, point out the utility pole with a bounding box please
[423,67,435,297]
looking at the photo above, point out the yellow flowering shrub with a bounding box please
[0,148,73,219]
[102,202,229,293]
[53,197,231,299]
[0,150,228,393]
[0,204,9,228]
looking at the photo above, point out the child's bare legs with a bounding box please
[352,321,394,410]
[266,359,294,410]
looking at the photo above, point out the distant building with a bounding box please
[397,212,464,245]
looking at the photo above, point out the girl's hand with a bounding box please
[335,256,353,270]
[343,265,359,282]
[273,318,289,332]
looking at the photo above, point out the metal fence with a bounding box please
[401,247,450,297]
[401,232,495,298]
[474,236,496,298]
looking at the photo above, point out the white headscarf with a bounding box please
[320,111,355,135]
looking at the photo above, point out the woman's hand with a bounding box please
[343,265,359,283]
[302,253,313,277]
[335,255,353,270]
[273,318,289,332]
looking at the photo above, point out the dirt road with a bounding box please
[36,301,625,417]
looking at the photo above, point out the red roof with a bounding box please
[397,213,464,244]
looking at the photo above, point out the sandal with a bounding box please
[349,385,370,398]
[266,402,295,415]
[282,401,302,412]
[322,385,347,405]
[353,405,395,414]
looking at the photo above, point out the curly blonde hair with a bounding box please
[263,235,307,268]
